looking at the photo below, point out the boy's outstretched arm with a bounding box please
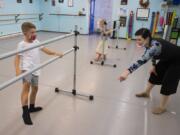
[41,47,63,57]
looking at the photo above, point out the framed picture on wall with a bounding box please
[52,0,56,6]
[120,16,127,27]
[0,0,4,8]
[121,0,128,5]
[68,0,73,7]
[136,8,150,21]
[59,0,64,3]
[17,0,22,3]
[29,0,33,4]
[119,8,127,17]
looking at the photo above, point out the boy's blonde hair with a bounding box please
[21,22,36,34]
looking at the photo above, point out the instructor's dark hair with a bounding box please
[135,28,152,44]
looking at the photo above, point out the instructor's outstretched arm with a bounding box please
[118,44,159,82]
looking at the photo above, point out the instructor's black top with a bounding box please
[128,38,180,73]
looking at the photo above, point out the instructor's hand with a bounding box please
[118,69,130,82]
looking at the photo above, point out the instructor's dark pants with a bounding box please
[149,60,180,96]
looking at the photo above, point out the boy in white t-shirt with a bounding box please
[15,22,63,125]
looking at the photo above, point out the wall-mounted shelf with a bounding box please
[49,13,86,17]
[0,19,15,22]
[0,13,43,16]
[0,13,44,24]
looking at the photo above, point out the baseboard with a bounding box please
[0,32,22,39]
[0,30,41,39]
[0,30,134,40]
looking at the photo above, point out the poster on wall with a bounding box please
[0,0,4,8]
[17,0,22,3]
[52,0,56,6]
[136,8,150,20]
[120,16,127,27]
[59,0,64,3]
[121,0,128,5]
[68,0,73,7]
[119,8,128,17]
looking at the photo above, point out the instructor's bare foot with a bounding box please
[152,107,166,115]
[135,92,150,98]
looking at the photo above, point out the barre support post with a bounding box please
[55,25,94,101]
[108,22,126,50]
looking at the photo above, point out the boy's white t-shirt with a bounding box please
[17,39,43,76]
